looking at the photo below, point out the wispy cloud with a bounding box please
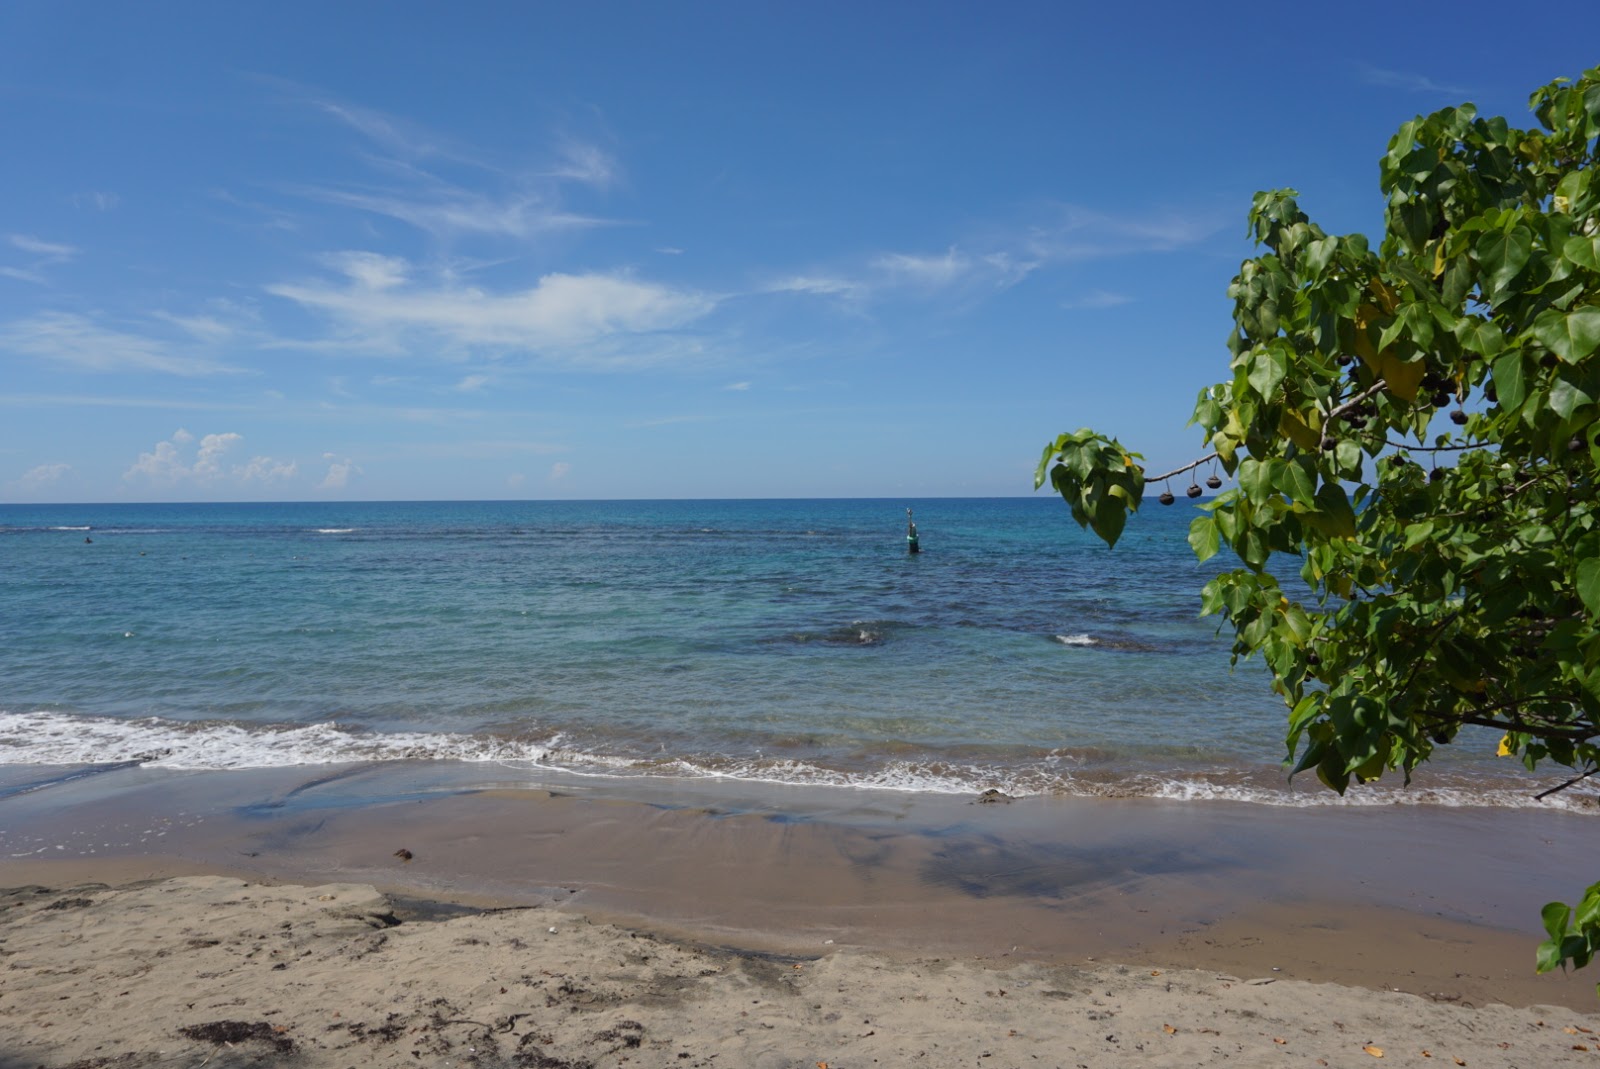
[0,312,241,376]
[871,247,973,288]
[723,381,751,391]
[299,185,610,240]
[71,192,119,212]
[2,234,79,285]
[545,139,619,188]
[268,253,719,366]
[770,205,1213,311]
[295,95,622,241]
[1357,64,1473,97]
[549,461,571,481]
[10,235,78,258]
[0,393,259,411]
[1063,289,1133,309]
[13,462,71,489]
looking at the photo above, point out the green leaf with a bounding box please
[1549,375,1594,420]
[1492,351,1528,410]
[1545,901,1573,942]
[1476,226,1533,299]
[1455,318,1504,357]
[1579,558,1600,616]
[1272,460,1316,506]
[1532,306,1600,362]
[1566,234,1600,271]
[1247,347,1287,399]
[1188,515,1221,562]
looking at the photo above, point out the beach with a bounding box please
[5,761,1600,1067]
[5,501,1600,1064]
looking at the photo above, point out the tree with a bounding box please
[1038,67,1600,984]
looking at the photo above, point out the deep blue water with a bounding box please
[0,498,1552,807]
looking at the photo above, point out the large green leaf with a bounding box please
[1492,351,1528,410]
[1533,306,1600,362]
[1477,226,1533,299]
[1579,558,1600,617]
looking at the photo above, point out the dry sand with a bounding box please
[5,874,1600,1069]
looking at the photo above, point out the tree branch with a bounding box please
[1145,453,1219,483]
[1327,379,1389,423]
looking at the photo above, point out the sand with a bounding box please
[4,762,1600,1067]
[5,874,1600,1069]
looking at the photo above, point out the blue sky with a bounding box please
[1,3,1594,502]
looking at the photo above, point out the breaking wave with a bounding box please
[0,711,1592,813]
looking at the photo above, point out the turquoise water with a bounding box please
[0,498,1554,807]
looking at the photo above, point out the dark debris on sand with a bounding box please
[178,1020,296,1054]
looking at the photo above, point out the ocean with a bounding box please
[0,497,1578,810]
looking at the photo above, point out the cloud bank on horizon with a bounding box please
[1,4,1589,502]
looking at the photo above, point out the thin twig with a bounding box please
[1535,766,1600,801]
[1384,440,1480,453]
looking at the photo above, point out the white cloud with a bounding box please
[71,192,119,211]
[296,98,621,241]
[269,257,719,366]
[233,455,298,482]
[15,462,70,489]
[2,234,78,286]
[507,472,527,488]
[303,186,608,240]
[152,312,235,342]
[325,251,410,291]
[1064,289,1133,309]
[192,432,243,478]
[0,312,238,376]
[124,431,294,487]
[1357,64,1472,96]
[549,461,571,481]
[872,247,971,288]
[9,235,77,258]
[768,206,1211,311]
[319,454,361,490]
[454,374,491,392]
[546,140,619,187]
[768,274,869,301]
[724,381,751,391]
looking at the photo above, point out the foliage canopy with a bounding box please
[1038,68,1600,982]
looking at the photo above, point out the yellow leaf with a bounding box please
[1163,1024,1177,1035]
[1369,278,1399,315]
[1376,349,1426,402]
[1279,406,1323,451]
[1432,241,1448,279]
[1498,735,1514,757]
[1364,1045,1385,1058]
[1453,1058,1466,1066]
[1566,1027,1580,1035]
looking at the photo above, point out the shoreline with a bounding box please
[4,760,1598,1010]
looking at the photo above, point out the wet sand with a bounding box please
[4,759,1598,1008]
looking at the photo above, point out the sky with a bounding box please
[1,3,1596,502]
